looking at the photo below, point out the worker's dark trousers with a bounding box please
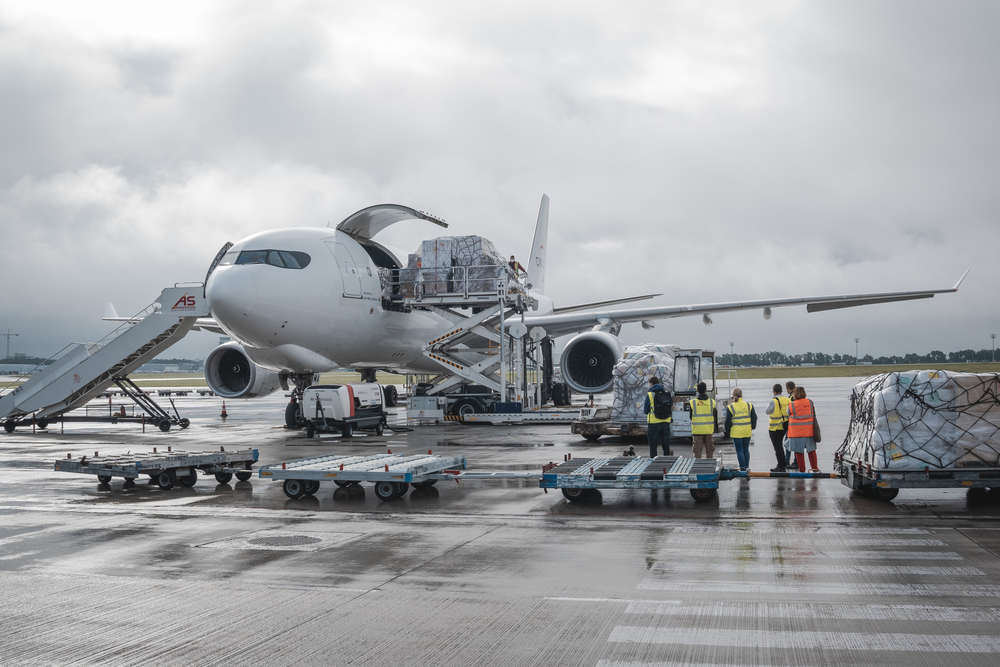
[769,428,787,469]
[647,422,672,458]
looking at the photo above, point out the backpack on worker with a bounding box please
[652,389,673,420]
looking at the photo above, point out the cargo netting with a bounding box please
[610,344,679,422]
[398,235,509,297]
[838,371,1000,470]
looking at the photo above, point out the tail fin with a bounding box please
[526,194,548,294]
[104,302,119,319]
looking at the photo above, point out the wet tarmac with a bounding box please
[3,377,1000,665]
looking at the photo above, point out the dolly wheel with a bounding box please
[342,424,353,438]
[97,475,112,485]
[374,481,397,501]
[561,488,586,501]
[376,420,385,436]
[305,423,315,439]
[393,482,409,498]
[156,469,176,490]
[582,434,601,442]
[412,480,437,489]
[283,479,307,499]
[158,420,171,432]
[334,480,352,488]
[235,470,253,482]
[215,472,233,484]
[178,418,190,429]
[178,468,198,487]
[3,421,15,433]
[304,480,320,496]
[872,486,900,501]
[690,488,717,503]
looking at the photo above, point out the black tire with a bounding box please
[178,418,190,429]
[36,419,49,429]
[235,470,252,482]
[215,472,233,484]
[97,475,112,485]
[3,421,15,433]
[156,469,176,490]
[374,480,397,501]
[451,398,482,417]
[393,482,409,498]
[305,423,315,439]
[561,488,586,501]
[334,480,352,488]
[158,420,171,432]
[412,480,437,488]
[285,401,301,429]
[178,468,198,487]
[582,433,601,442]
[376,420,385,436]
[283,479,307,499]
[690,488,717,503]
[384,384,398,407]
[304,480,319,496]
[342,424,353,438]
[872,486,900,501]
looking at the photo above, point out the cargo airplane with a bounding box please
[167,196,966,425]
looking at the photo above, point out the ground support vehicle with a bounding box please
[302,384,388,438]
[570,408,735,446]
[834,452,1000,501]
[54,447,258,488]
[541,455,725,502]
[260,452,468,500]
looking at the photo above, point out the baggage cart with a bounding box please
[54,447,258,489]
[835,452,1000,501]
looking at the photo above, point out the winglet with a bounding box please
[953,268,970,291]
[526,194,549,295]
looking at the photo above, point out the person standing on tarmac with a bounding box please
[643,376,673,458]
[724,387,757,471]
[786,386,821,472]
[765,383,791,472]
[784,381,797,469]
[689,382,716,459]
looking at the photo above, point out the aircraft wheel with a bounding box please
[158,420,171,432]
[374,481,397,501]
[305,423,315,439]
[215,472,233,484]
[156,469,176,490]
[690,488,717,503]
[561,488,586,501]
[4,421,15,433]
[283,479,307,500]
[284,400,302,429]
[97,475,112,485]
[178,468,198,487]
[235,470,253,482]
[872,487,900,501]
[384,384,398,407]
[342,424,353,438]
[582,433,601,442]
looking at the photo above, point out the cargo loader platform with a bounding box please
[54,447,258,489]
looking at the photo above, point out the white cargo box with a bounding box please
[303,384,384,422]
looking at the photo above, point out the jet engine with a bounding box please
[559,331,626,394]
[205,342,282,399]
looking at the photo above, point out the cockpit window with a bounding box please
[235,250,311,269]
[218,250,239,266]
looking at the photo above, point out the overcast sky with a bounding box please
[1,0,997,362]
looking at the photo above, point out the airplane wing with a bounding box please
[334,204,448,240]
[525,270,970,338]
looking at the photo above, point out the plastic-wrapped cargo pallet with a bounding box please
[838,370,1000,469]
[398,236,507,297]
[609,344,679,422]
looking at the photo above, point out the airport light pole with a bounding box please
[1,329,17,360]
[729,341,734,366]
[855,338,860,365]
[992,334,996,363]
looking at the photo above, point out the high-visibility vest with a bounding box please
[728,399,753,439]
[689,398,716,435]
[647,391,672,424]
[787,399,815,438]
[769,396,791,432]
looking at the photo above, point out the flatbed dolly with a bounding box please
[834,453,1000,501]
[54,447,258,489]
[259,452,469,500]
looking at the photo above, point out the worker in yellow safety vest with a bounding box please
[688,381,716,459]
[643,376,673,457]
[765,383,792,472]
[724,387,757,471]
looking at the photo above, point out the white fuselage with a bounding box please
[206,227,549,374]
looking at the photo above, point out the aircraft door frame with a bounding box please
[326,241,363,298]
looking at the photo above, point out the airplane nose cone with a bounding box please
[207,266,258,325]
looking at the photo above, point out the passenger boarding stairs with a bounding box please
[398,265,536,395]
[0,286,209,424]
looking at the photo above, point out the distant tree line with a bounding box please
[718,348,999,367]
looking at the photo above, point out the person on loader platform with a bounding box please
[688,382,716,459]
[643,376,672,458]
[786,386,821,472]
[765,383,791,472]
[724,387,757,471]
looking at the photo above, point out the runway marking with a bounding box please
[665,537,948,546]
[624,601,1000,621]
[649,562,983,576]
[543,597,676,603]
[670,526,930,534]
[638,580,1000,597]
[607,626,1000,652]
[657,549,962,560]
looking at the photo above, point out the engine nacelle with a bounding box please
[560,331,626,394]
[205,342,282,399]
